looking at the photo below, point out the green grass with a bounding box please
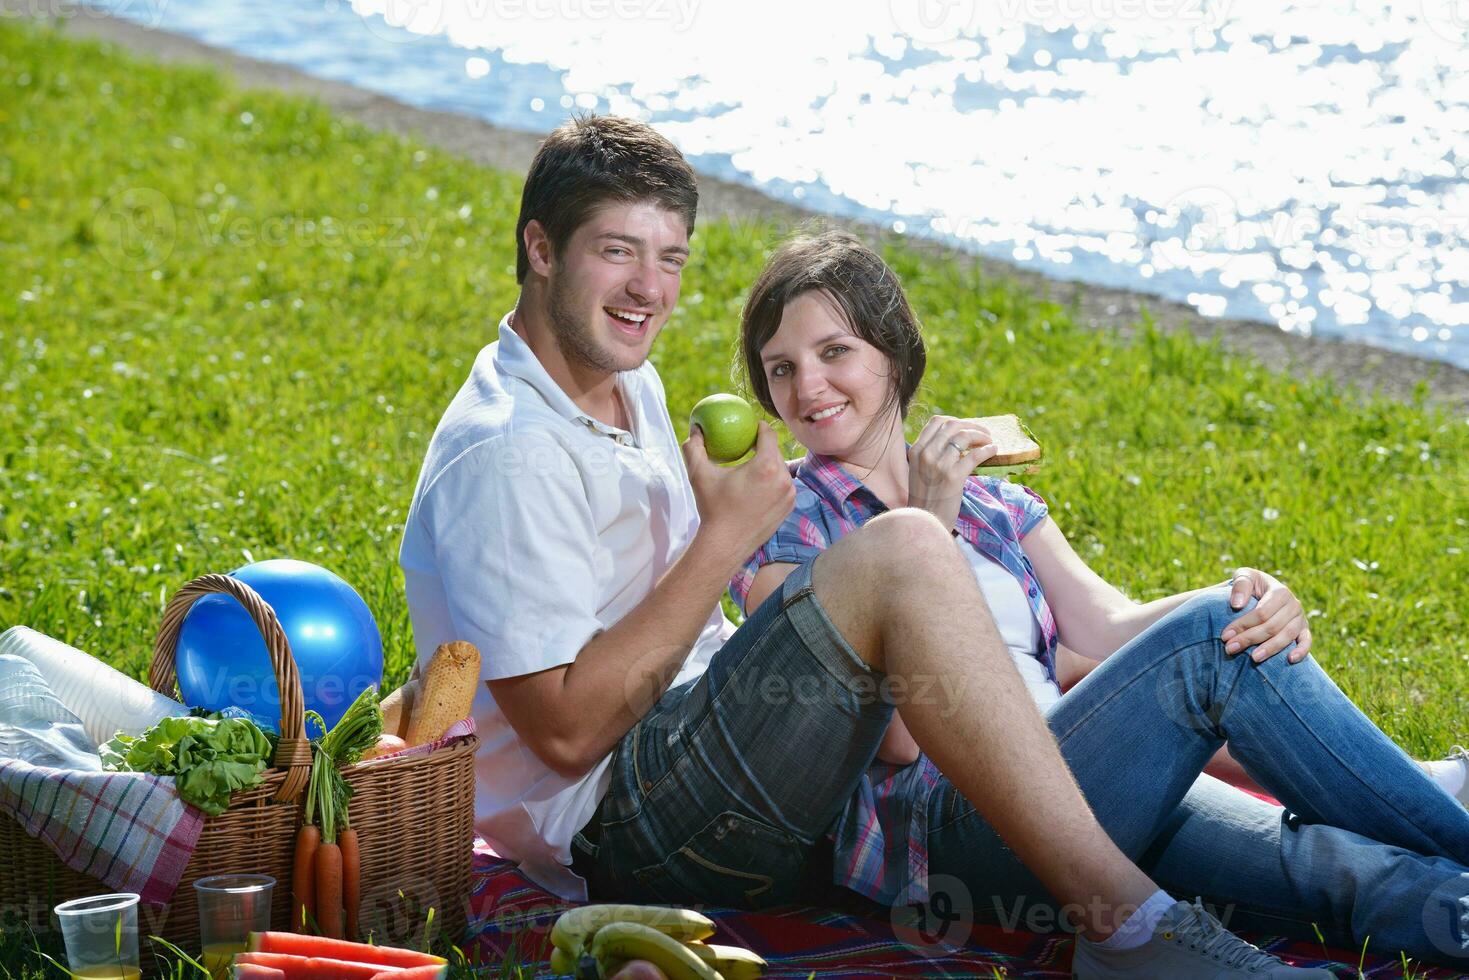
[1,14,1466,978]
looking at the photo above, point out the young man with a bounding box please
[397,114,1332,978]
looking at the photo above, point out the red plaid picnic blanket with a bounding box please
[463,838,1464,977]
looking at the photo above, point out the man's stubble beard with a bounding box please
[546,271,639,374]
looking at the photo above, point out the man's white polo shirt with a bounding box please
[397,312,734,901]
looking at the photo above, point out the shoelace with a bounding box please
[1165,898,1284,971]
[1447,745,1469,763]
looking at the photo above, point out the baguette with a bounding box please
[379,677,417,741]
[404,640,481,746]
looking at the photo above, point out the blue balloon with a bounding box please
[175,559,383,735]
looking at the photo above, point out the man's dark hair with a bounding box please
[515,114,699,284]
[740,230,927,424]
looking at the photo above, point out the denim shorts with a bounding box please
[571,557,894,910]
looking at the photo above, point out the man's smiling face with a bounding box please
[544,199,690,374]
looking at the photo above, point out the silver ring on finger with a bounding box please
[947,441,964,455]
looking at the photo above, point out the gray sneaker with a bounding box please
[1071,898,1336,978]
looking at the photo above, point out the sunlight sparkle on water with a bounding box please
[341,0,1469,364]
[87,0,1469,367]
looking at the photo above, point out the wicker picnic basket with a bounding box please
[2,572,478,955]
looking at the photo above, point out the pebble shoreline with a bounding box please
[11,1,1469,417]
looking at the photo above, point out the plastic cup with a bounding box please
[194,874,275,979]
[52,893,140,980]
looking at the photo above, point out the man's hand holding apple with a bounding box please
[683,420,796,571]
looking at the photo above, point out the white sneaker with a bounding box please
[1446,745,1469,807]
[1071,898,1336,979]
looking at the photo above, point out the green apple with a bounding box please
[690,393,757,463]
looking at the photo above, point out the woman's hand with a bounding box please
[907,415,998,531]
[1222,568,1313,664]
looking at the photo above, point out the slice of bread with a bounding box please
[975,414,1042,466]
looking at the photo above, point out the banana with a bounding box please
[549,945,576,975]
[591,920,724,980]
[551,904,717,957]
[685,941,767,980]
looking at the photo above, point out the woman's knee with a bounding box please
[1078,587,1256,684]
[1101,587,1244,673]
[1165,586,1312,674]
[1173,584,1258,640]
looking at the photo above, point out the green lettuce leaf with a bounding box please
[100,714,271,816]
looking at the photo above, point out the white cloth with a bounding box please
[955,536,1060,710]
[0,626,186,746]
[398,312,734,901]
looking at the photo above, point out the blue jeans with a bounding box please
[580,560,1469,968]
[927,585,1469,967]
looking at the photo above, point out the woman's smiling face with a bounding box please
[759,290,899,459]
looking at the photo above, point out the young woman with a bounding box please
[729,230,1469,968]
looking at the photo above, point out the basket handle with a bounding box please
[149,573,313,804]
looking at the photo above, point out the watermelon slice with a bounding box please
[233,967,286,980]
[246,932,446,968]
[235,951,403,978]
[370,967,448,980]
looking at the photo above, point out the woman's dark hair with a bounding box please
[516,114,699,284]
[740,230,927,424]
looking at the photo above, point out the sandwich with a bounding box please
[969,413,1043,478]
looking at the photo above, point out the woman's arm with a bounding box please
[1020,517,1227,661]
[873,713,921,766]
[743,561,799,617]
[1053,642,1098,688]
[1023,516,1311,665]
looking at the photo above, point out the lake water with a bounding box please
[87,0,1469,369]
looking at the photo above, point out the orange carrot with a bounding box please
[314,841,344,939]
[339,827,361,941]
[291,823,320,933]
